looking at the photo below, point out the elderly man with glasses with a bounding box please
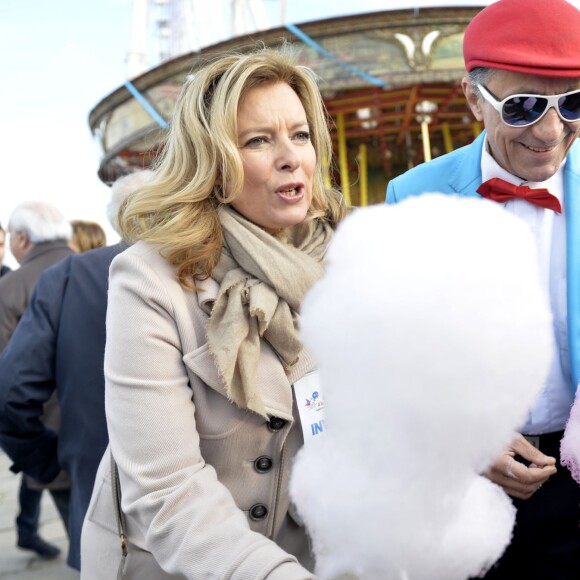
[386,0,580,578]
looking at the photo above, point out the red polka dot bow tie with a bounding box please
[477,178,562,213]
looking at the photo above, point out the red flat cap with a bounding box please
[464,0,580,77]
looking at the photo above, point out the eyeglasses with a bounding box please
[477,83,580,127]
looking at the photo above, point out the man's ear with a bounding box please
[16,231,32,253]
[462,77,484,123]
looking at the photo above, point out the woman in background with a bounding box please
[69,220,106,253]
[81,47,345,579]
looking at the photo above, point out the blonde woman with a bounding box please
[81,47,346,579]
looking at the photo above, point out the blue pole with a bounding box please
[124,80,169,129]
[285,23,388,89]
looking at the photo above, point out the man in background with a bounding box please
[0,223,11,277]
[0,201,73,559]
[0,171,151,570]
[0,202,73,349]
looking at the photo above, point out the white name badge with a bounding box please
[293,370,326,444]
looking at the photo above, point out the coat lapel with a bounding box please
[565,140,580,390]
[448,131,486,196]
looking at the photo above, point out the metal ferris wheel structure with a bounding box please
[126,0,285,78]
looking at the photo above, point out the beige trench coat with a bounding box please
[81,242,316,579]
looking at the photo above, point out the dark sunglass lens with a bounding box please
[502,96,547,126]
[559,91,580,121]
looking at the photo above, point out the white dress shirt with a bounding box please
[481,139,573,434]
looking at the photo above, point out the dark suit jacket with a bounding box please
[0,240,72,352]
[0,242,127,570]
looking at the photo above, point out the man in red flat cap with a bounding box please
[387,0,580,578]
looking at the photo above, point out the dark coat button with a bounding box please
[249,504,268,521]
[268,416,286,431]
[254,456,273,473]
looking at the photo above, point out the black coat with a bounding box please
[0,242,127,570]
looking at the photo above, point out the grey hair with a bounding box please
[467,67,497,99]
[106,170,154,236]
[9,201,72,243]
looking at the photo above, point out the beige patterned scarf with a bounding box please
[207,205,333,417]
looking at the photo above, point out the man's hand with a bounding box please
[484,434,557,499]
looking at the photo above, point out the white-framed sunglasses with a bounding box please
[477,83,580,127]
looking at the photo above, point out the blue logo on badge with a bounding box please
[304,390,324,412]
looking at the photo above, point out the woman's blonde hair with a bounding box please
[120,46,346,287]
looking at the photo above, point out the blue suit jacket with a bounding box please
[0,242,127,570]
[386,132,580,390]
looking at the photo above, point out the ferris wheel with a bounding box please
[127,0,282,78]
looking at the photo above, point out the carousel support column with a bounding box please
[358,144,368,206]
[415,100,438,164]
[442,123,453,153]
[420,121,432,162]
[379,134,391,178]
[337,112,351,206]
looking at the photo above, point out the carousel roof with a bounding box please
[88,6,485,183]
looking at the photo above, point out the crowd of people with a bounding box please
[0,0,579,578]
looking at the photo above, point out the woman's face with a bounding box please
[229,81,316,234]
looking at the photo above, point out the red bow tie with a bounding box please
[477,178,561,213]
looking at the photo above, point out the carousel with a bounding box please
[88,4,485,205]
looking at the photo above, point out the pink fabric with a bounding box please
[560,388,580,483]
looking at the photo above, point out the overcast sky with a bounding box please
[0,0,498,268]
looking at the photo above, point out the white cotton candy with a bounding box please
[290,194,553,580]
